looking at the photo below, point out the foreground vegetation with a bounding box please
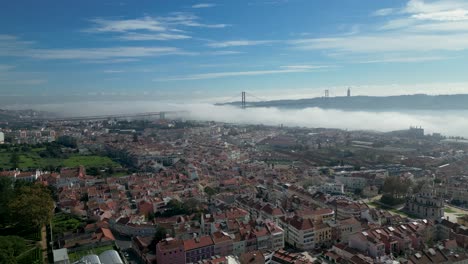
[0,179,53,264]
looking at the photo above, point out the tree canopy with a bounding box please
[8,185,54,228]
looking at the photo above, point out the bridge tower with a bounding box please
[241,91,246,109]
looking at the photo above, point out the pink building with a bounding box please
[156,237,185,264]
[212,231,233,256]
[183,235,214,263]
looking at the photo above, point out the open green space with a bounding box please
[444,207,457,213]
[52,213,84,235]
[368,201,418,218]
[68,244,115,262]
[0,147,120,170]
[62,156,118,168]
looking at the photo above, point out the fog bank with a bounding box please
[8,101,468,137]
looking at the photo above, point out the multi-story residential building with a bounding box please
[232,233,246,256]
[212,231,233,257]
[314,221,332,248]
[156,237,185,264]
[349,231,386,258]
[279,216,315,250]
[183,235,214,263]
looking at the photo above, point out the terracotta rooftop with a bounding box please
[183,235,213,251]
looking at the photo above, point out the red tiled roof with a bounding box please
[183,236,213,251]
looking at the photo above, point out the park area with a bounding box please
[0,146,120,170]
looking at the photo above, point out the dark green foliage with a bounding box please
[86,167,101,176]
[10,152,19,169]
[39,143,67,159]
[381,176,412,199]
[204,186,217,197]
[157,199,201,217]
[380,194,406,206]
[52,213,84,235]
[0,249,16,264]
[0,236,28,257]
[56,136,77,148]
[0,177,14,225]
[9,185,54,228]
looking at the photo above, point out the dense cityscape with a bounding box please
[4,0,468,263]
[2,110,468,264]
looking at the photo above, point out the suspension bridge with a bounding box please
[30,111,187,122]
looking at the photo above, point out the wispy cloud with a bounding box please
[373,8,395,16]
[84,12,228,36]
[291,0,468,56]
[357,56,449,64]
[280,65,329,70]
[192,3,216,9]
[118,32,191,41]
[104,70,125,73]
[207,40,275,48]
[291,34,468,52]
[0,64,15,72]
[0,78,47,86]
[207,50,244,55]
[0,36,195,60]
[87,17,166,32]
[28,46,194,60]
[154,68,316,81]
[84,58,140,64]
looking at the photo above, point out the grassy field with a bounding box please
[0,148,120,170]
[445,207,457,213]
[52,213,84,235]
[68,244,115,262]
[62,156,118,168]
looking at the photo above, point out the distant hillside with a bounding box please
[220,94,468,110]
[0,109,53,121]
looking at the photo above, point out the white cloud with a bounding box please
[207,50,244,55]
[306,0,468,56]
[407,20,468,32]
[0,35,196,61]
[28,46,194,60]
[192,3,216,8]
[403,0,468,15]
[207,40,275,48]
[154,68,313,81]
[84,58,140,64]
[87,17,166,32]
[85,13,227,41]
[412,9,468,21]
[118,32,191,41]
[356,55,449,64]
[373,8,395,16]
[291,33,468,52]
[280,65,329,70]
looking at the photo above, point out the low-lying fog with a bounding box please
[8,101,468,137]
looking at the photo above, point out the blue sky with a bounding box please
[2,0,468,103]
